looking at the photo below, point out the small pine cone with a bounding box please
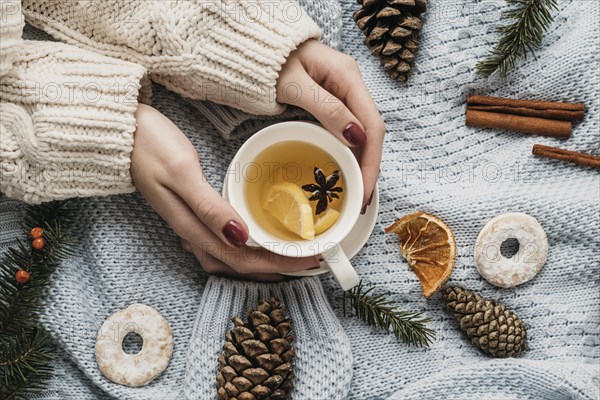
[217,298,295,400]
[352,0,427,82]
[443,287,527,358]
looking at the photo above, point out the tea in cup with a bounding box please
[224,122,362,290]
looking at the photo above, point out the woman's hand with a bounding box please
[276,40,385,213]
[131,104,320,281]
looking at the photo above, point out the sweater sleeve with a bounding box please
[0,0,25,76]
[21,0,322,116]
[0,40,151,204]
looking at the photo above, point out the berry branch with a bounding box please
[0,201,73,399]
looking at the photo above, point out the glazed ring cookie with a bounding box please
[474,212,548,288]
[96,304,173,387]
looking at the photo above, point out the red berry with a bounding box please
[32,237,45,250]
[30,227,44,239]
[16,269,30,284]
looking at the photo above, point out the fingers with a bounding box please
[182,240,283,282]
[181,238,320,275]
[277,59,366,148]
[312,50,385,209]
[143,182,224,246]
[144,170,320,275]
[280,42,385,207]
[167,169,249,249]
[358,146,381,214]
[345,79,385,209]
[343,79,385,209]
[135,104,249,249]
[204,244,320,274]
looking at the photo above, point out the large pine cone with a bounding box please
[217,298,295,400]
[443,287,527,358]
[353,0,427,82]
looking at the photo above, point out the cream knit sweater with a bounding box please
[0,0,321,203]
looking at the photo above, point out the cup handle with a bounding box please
[322,244,360,291]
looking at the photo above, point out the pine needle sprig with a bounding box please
[0,328,54,398]
[0,201,72,398]
[476,0,558,77]
[344,282,435,347]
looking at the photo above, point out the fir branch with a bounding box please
[344,282,435,347]
[0,201,72,398]
[476,0,558,77]
[0,202,73,337]
[0,328,54,400]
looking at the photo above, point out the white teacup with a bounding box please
[223,121,362,290]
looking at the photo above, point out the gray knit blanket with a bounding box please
[1,0,598,398]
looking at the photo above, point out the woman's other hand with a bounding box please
[131,104,320,281]
[276,40,385,213]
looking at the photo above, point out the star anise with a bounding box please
[302,167,343,215]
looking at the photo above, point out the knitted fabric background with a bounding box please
[0,0,598,399]
[184,277,352,400]
[325,0,600,398]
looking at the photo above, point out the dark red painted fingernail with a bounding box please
[367,190,374,206]
[222,220,247,248]
[343,123,366,146]
[360,204,367,215]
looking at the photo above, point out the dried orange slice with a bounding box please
[385,211,456,298]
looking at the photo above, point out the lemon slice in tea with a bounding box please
[314,208,340,235]
[263,182,315,240]
[385,211,456,298]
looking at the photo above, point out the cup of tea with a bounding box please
[223,121,362,290]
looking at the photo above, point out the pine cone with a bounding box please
[217,298,295,400]
[353,0,427,81]
[443,287,527,358]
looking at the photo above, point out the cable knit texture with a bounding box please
[187,0,343,139]
[0,0,598,399]
[0,39,149,203]
[184,276,352,399]
[22,0,322,115]
[0,0,24,75]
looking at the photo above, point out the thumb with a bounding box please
[174,173,249,248]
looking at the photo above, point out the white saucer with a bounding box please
[222,174,379,277]
[285,186,379,276]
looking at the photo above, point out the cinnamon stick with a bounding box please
[467,105,584,121]
[467,95,585,121]
[532,144,600,169]
[466,109,572,138]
